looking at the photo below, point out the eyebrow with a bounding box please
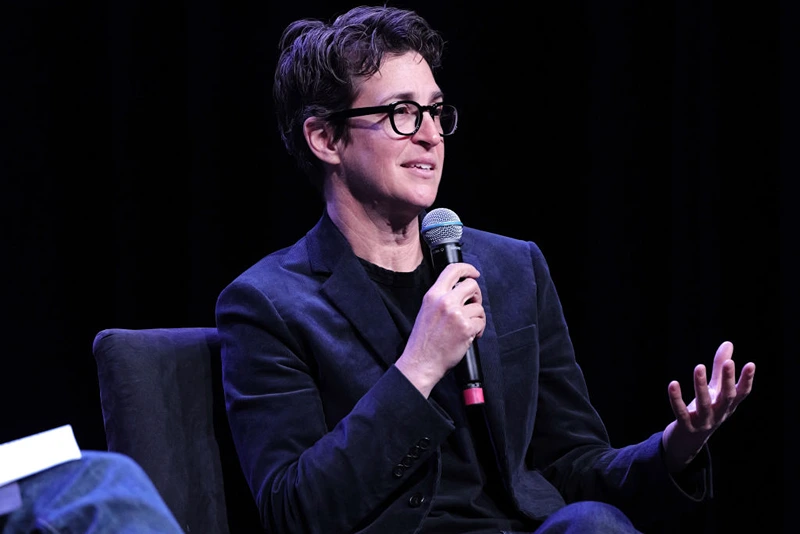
[384,90,445,104]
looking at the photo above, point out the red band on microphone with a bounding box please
[462,387,485,406]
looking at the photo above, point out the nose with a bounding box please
[412,111,442,146]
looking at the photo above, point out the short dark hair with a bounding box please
[273,5,446,190]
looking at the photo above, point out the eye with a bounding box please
[393,102,414,115]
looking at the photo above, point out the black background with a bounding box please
[2,1,795,531]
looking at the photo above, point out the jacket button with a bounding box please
[408,445,421,459]
[417,437,431,450]
[392,465,405,478]
[408,492,425,508]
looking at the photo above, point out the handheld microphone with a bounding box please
[421,207,485,406]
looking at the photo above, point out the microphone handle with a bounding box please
[429,242,485,406]
[431,242,463,267]
[457,345,485,406]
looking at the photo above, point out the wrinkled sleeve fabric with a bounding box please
[525,241,711,527]
[215,276,453,534]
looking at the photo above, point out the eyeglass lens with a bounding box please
[391,102,457,136]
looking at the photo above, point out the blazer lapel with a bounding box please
[306,212,405,370]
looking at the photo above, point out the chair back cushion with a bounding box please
[93,327,261,534]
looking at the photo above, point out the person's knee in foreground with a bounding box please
[1,451,182,534]
[533,501,641,533]
[215,4,757,533]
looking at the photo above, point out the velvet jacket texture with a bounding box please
[215,211,710,534]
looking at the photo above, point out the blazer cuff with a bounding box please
[658,433,713,502]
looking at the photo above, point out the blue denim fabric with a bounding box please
[0,451,183,533]
[528,501,642,533]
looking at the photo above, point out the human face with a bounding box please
[333,51,446,221]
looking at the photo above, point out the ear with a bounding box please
[303,116,341,166]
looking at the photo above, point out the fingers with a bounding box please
[709,341,756,413]
[737,362,756,392]
[433,262,484,314]
[692,364,714,430]
[731,361,756,410]
[434,262,480,292]
[718,359,738,407]
[667,380,689,422]
[708,341,734,391]
[425,262,485,337]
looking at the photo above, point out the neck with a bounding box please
[326,200,424,272]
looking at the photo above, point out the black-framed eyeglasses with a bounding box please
[328,100,458,137]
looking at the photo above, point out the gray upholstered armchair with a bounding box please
[92,327,262,534]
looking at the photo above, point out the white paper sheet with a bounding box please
[0,424,82,487]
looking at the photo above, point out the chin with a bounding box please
[411,197,437,214]
[413,185,440,206]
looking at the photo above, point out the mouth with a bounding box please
[401,163,435,171]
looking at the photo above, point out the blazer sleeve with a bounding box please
[215,278,454,534]
[526,242,711,526]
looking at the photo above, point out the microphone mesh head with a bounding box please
[421,207,463,246]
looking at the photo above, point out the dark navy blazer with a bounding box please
[216,211,709,533]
